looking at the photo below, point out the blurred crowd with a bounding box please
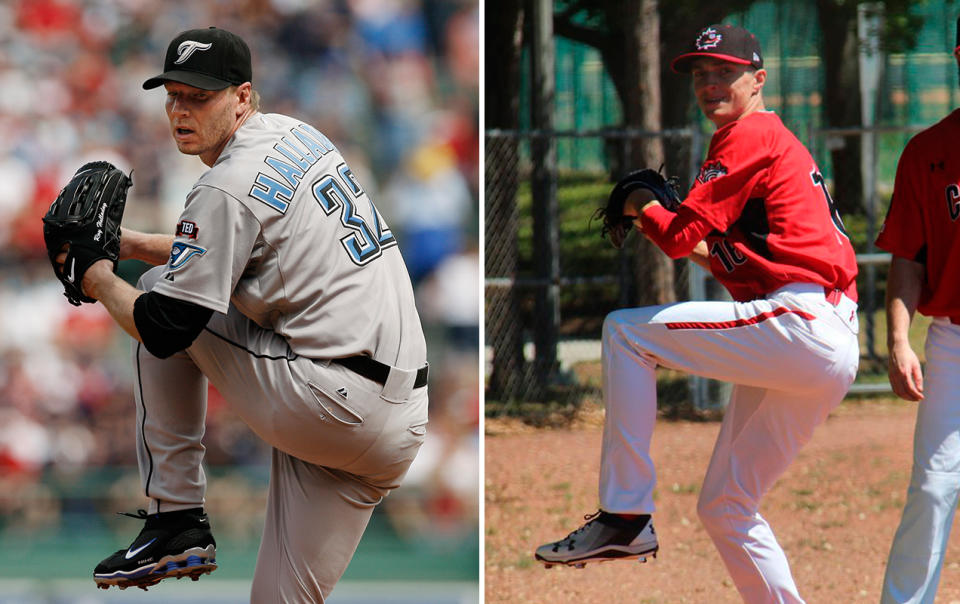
[0,0,479,544]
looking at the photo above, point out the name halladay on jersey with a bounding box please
[247,123,339,213]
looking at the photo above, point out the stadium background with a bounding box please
[0,1,479,602]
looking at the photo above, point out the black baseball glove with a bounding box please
[42,161,132,306]
[595,168,682,249]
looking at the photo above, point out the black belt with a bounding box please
[333,355,428,388]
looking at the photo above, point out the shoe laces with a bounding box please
[576,510,601,532]
[553,510,602,550]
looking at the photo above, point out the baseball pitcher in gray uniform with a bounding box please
[69,27,429,602]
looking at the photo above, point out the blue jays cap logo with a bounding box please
[174,40,213,65]
[696,27,722,50]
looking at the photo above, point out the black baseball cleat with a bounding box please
[535,510,658,569]
[93,508,217,591]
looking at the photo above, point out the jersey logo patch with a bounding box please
[167,241,206,271]
[696,27,722,50]
[176,220,199,239]
[697,160,728,184]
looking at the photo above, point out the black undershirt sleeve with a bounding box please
[914,244,927,265]
[133,291,214,359]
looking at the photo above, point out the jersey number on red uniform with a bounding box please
[810,169,849,238]
[710,239,747,273]
[947,184,960,221]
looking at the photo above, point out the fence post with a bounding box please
[530,0,560,387]
[858,3,884,359]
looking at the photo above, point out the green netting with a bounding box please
[526,0,960,174]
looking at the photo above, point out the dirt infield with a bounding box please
[485,399,960,603]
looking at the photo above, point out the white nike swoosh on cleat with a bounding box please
[124,538,157,560]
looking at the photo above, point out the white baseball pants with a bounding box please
[881,318,960,604]
[600,283,859,604]
[132,266,429,603]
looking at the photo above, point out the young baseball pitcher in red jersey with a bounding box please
[535,24,860,603]
[877,20,960,604]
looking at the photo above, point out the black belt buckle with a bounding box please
[334,356,428,388]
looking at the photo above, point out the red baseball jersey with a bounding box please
[875,108,960,318]
[680,111,858,302]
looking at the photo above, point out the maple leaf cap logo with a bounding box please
[696,27,722,50]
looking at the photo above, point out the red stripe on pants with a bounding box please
[665,306,816,331]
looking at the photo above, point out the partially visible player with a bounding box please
[535,24,860,603]
[878,19,960,604]
[70,27,429,601]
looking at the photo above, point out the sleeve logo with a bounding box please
[167,241,206,271]
[697,160,728,184]
[176,220,199,239]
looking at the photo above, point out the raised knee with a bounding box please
[602,311,621,334]
[136,265,167,291]
[602,309,634,342]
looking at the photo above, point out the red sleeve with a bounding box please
[875,141,926,262]
[682,121,775,232]
[640,206,712,259]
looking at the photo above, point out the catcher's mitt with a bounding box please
[595,168,682,248]
[42,161,131,306]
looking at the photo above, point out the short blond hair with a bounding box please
[228,84,260,111]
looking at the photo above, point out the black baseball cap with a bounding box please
[143,27,252,90]
[671,24,763,74]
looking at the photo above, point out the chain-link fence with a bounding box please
[806,123,928,373]
[485,127,704,409]
[485,123,929,410]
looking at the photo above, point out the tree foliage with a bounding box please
[549,0,926,216]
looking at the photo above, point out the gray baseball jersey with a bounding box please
[152,112,426,365]
[133,112,429,602]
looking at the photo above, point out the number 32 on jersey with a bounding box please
[312,163,397,266]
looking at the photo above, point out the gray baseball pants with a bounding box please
[132,266,429,602]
